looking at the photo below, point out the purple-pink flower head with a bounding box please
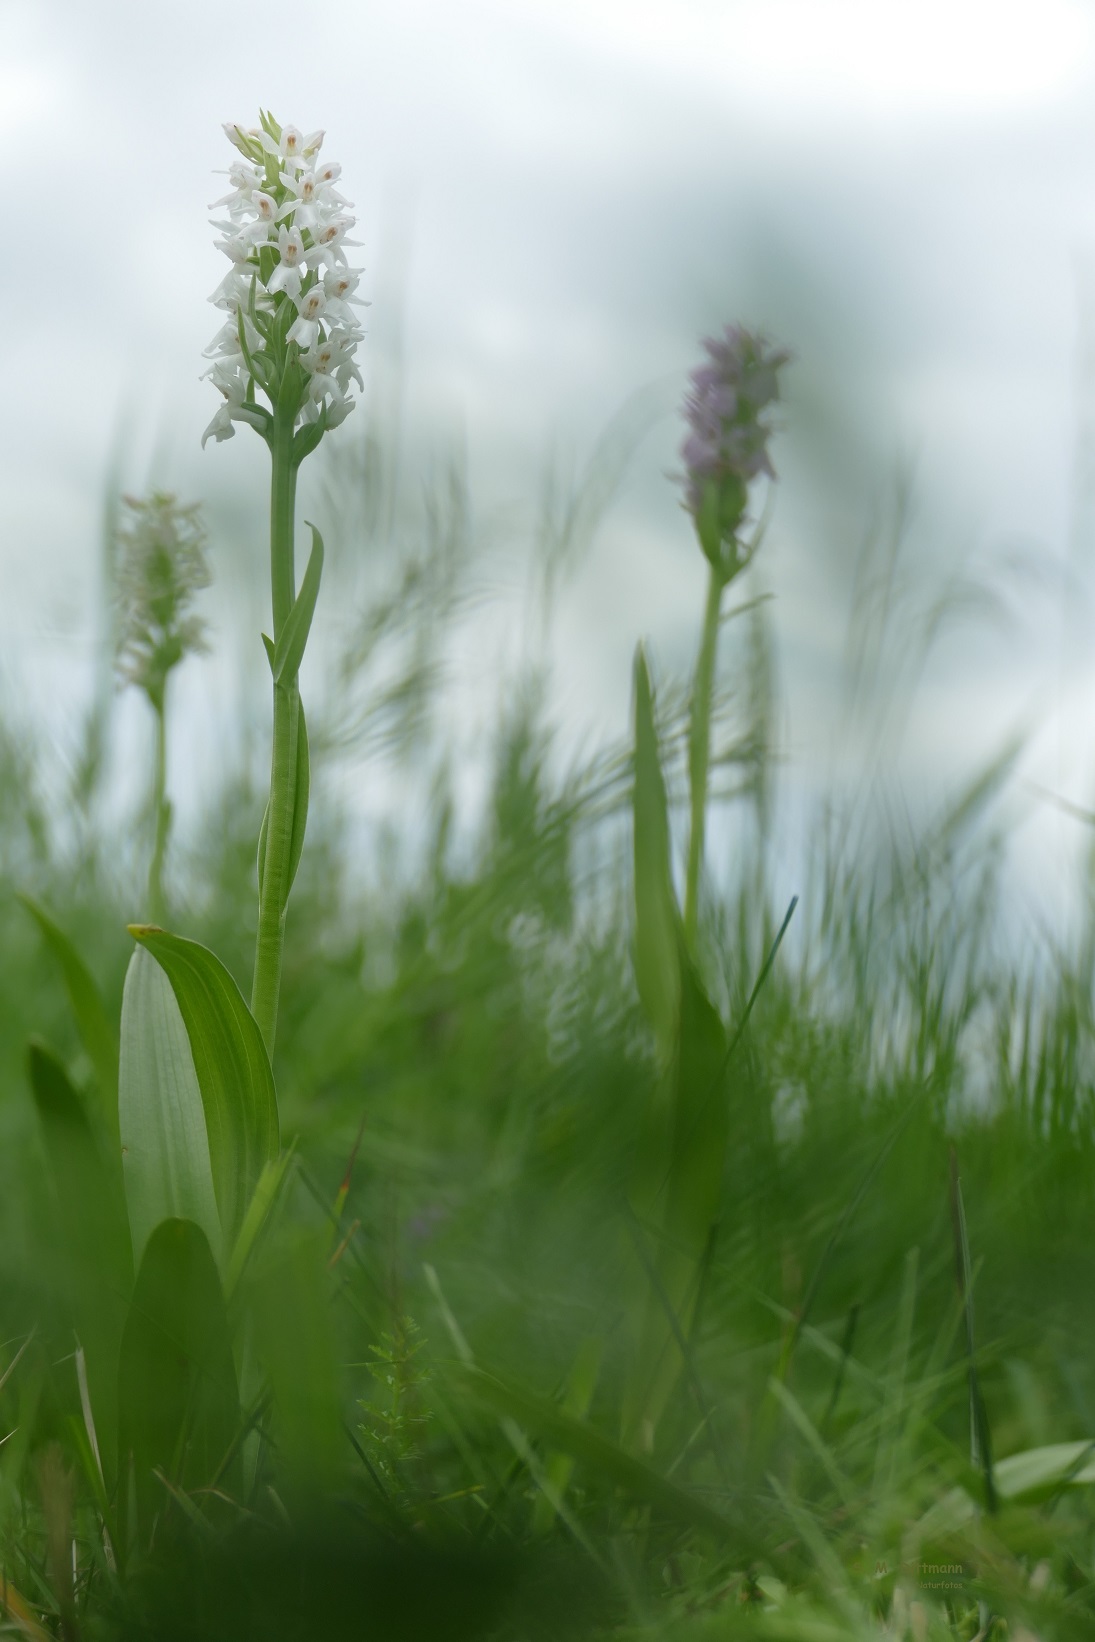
[680,325,790,570]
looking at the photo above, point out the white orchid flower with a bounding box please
[204,114,366,446]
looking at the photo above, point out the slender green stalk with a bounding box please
[148,696,170,924]
[252,408,301,1056]
[683,563,726,952]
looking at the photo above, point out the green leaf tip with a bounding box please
[631,644,681,1059]
[272,522,324,684]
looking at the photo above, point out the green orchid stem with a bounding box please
[252,408,301,1056]
[683,561,729,954]
[148,696,170,924]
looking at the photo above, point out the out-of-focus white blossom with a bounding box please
[115,493,211,708]
[202,111,367,452]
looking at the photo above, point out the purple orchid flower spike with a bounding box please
[680,324,791,580]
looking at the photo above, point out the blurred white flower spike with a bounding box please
[202,112,366,453]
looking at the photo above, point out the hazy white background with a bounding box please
[7,0,1095,917]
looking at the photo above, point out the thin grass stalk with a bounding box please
[148,698,169,924]
[948,1150,996,1513]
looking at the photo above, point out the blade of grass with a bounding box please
[622,1204,730,1490]
[949,1148,996,1515]
[452,1361,732,1538]
[820,1305,860,1436]
[20,897,119,1135]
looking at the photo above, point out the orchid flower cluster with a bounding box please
[115,492,211,711]
[202,111,366,455]
[680,324,790,581]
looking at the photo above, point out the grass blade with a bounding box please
[453,1361,731,1538]
[21,896,119,1135]
[631,644,681,1061]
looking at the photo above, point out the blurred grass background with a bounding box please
[7,3,1095,1631]
[2,349,1095,1632]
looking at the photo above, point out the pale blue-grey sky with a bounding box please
[7,0,1095,915]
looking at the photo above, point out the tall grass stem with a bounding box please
[148,700,169,924]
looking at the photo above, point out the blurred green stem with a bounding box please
[148,695,170,924]
[684,564,726,952]
[252,406,301,1056]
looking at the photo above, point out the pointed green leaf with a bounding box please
[117,1219,240,1549]
[128,928,279,1252]
[453,1361,729,1537]
[292,404,327,466]
[272,523,324,684]
[20,896,119,1134]
[225,1146,295,1297]
[286,696,310,898]
[632,646,680,1060]
[119,947,221,1270]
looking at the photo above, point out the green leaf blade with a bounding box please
[454,1361,730,1538]
[20,896,119,1135]
[632,646,681,1061]
[119,947,221,1270]
[117,1218,240,1549]
[286,696,310,898]
[128,928,280,1252]
[272,521,324,683]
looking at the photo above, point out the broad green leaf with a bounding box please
[632,646,680,1061]
[454,1361,729,1537]
[272,522,324,684]
[117,1218,240,1549]
[20,896,119,1135]
[128,928,279,1252]
[28,1041,132,1483]
[119,947,221,1269]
